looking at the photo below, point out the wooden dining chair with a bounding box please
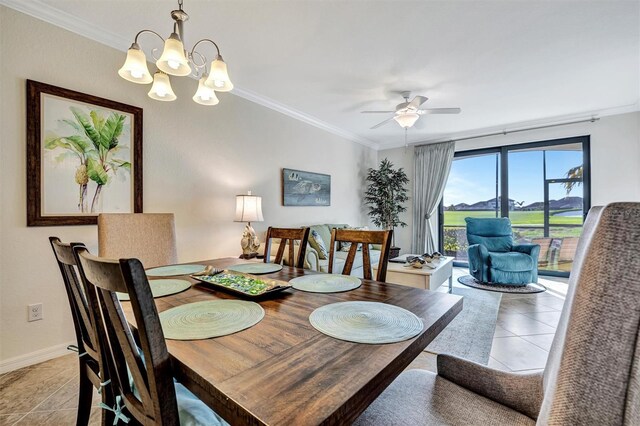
[98,213,178,269]
[49,237,114,426]
[328,229,393,282]
[72,247,227,426]
[263,227,310,269]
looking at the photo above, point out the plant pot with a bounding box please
[389,246,401,259]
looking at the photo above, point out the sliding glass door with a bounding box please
[439,136,590,277]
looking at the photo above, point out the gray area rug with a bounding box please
[458,275,547,294]
[425,287,502,365]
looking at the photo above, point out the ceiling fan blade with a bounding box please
[361,110,396,113]
[370,117,395,129]
[408,95,428,109]
[418,108,462,115]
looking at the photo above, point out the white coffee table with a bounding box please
[373,255,455,292]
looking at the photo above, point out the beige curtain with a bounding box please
[411,141,456,254]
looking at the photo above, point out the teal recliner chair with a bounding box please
[465,217,540,285]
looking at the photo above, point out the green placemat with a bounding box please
[146,264,206,277]
[290,274,361,293]
[117,279,192,301]
[309,301,423,344]
[159,300,264,340]
[227,263,283,275]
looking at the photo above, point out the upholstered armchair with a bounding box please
[466,217,540,285]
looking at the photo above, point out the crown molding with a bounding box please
[0,0,379,150]
[376,102,640,151]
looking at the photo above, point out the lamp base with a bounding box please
[240,222,261,258]
[239,253,263,260]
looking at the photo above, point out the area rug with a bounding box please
[425,287,501,365]
[458,275,547,294]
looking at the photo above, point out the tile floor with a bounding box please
[0,267,568,424]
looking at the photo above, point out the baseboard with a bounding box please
[0,341,75,374]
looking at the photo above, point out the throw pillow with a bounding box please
[308,229,328,260]
[339,226,368,252]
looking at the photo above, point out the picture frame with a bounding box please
[282,168,331,206]
[26,80,143,226]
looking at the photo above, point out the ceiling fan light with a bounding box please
[118,43,153,84]
[148,71,177,101]
[193,76,219,105]
[156,33,192,76]
[205,56,233,92]
[394,113,420,128]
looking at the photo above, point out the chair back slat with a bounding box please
[73,247,180,425]
[328,229,393,282]
[264,227,310,268]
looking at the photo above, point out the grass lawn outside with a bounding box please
[443,210,583,227]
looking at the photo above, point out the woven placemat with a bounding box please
[159,300,264,340]
[290,274,361,293]
[117,279,191,301]
[146,264,206,277]
[227,263,283,275]
[309,301,423,344]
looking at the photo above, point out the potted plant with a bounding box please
[364,158,409,258]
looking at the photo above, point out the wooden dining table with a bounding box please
[121,257,463,425]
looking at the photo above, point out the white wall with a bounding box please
[0,7,376,368]
[380,111,640,251]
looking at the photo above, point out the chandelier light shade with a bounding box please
[205,56,233,92]
[156,33,192,76]
[394,112,420,128]
[118,0,233,106]
[148,72,177,101]
[193,76,219,105]
[118,43,153,84]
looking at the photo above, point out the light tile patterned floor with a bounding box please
[0,267,568,424]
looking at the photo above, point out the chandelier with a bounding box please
[118,0,233,106]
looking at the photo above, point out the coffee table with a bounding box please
[374,255,455,292]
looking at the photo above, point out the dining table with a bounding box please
[120,257,463,425]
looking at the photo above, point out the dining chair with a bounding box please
[263,227,310,269]
[328,229,393,282]
[49,237,114,426]
[72,246,228,426]
[355,203,640,425]
[98,213,178,269]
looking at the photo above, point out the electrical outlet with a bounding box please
[28,303,43,322]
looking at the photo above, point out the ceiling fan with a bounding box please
[362,92,461,129]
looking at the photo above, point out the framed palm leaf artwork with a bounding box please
[27,80,143,226]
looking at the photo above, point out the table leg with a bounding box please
[448,275,453,293]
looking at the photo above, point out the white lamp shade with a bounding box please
[148,72,177,101]
[192,77,220,106]
[205,57,233,92]
[156,34,192,76]
[234,194,263,222]
[394,112,420,128]
[118,44,153,84]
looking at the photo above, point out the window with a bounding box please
[440,136,590,277]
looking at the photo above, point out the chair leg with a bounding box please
[76,366,94,426]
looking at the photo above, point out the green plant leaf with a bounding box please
[100,113,126,150]
[110,159,131,171]
[86,157,109,185]
[70,107,102,149]
[90,110,105,135]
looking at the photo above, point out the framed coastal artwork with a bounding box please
[26,80,143,226]
[282,168,331,206]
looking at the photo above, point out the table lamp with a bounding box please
[235,191,264,259]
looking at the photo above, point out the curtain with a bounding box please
[411,141,456,254]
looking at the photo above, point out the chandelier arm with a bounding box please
[133,29,166,45]
[190,38,222,59]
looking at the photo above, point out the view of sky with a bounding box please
[442,149,583,207]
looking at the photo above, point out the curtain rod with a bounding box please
[416,116,600,146]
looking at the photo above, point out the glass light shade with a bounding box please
[148,72,177,101]
[192,77,219,106]
[205,57,233,92]
[394,112,420,128]
[234,193,263,222]
[118,44,153,84]
[156,33,192,76]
